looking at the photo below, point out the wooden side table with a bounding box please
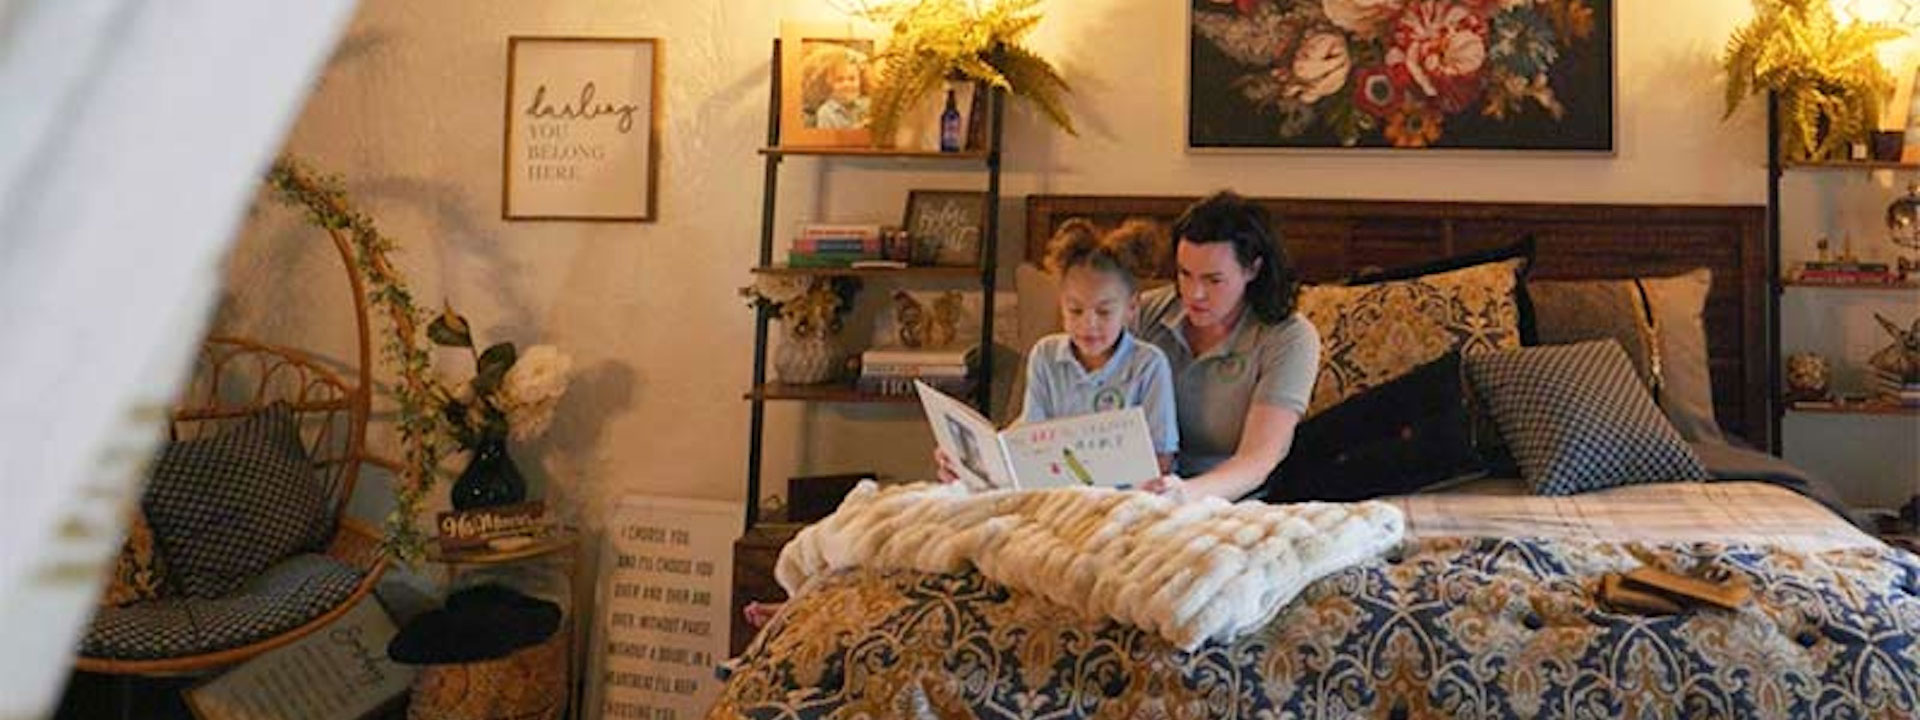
[424,529,584,720]
[729,523,804,657]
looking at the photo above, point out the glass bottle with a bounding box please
[939,88,962,153]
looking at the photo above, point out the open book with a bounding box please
[915,380,1160,491]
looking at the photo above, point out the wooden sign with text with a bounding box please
[436,501,548,552]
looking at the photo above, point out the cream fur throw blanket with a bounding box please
[775,482,1406,650]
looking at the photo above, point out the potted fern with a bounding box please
[856,0,1073,146]
[1722,0,1906,162]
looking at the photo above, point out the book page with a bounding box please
[915,381,1013,490]
[998,406,1160,489]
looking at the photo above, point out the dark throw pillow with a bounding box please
[1272,352,1482,502]
[1464,340,1710,496]
[143,403,331,598]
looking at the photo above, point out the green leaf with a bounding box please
[473,342,517,396]
[426,304,473,348]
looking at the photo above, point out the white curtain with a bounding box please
[0,1,355,716]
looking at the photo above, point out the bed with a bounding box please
[707,197,1919,719]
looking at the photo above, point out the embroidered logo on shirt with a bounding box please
[1216,354,1248,382]
[1092,387,1125,412]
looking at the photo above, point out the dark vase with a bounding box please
[451,436,526,510]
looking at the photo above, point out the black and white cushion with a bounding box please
[83,554,363,659]
[143,403,331,598]
[1465,340,1709,495]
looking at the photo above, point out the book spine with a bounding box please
[793,237,883,253]
[798,223,884,238]
[860,364,970,378]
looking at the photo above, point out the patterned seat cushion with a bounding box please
[1464,340,1710,495]
[144,403,331,598]
[83,553,363,660]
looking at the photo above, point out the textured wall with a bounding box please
[226,0,1905,530]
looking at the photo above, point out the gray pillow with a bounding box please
[1465,340,1710,496]
[143,403,331,598]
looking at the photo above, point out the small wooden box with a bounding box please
[729,523,804,657]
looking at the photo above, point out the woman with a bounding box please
[940,190,1319,501]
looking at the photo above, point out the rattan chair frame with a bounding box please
[74,221,391,676]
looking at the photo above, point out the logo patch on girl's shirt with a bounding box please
[1092,387,1125,412]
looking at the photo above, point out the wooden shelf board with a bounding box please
[760,146,988,161]
[1782,159,1920,171]
[753,264,981,278]
[1786,401,1920,416]
[1781,278,1920,290]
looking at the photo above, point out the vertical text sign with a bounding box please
[591,496,740,720]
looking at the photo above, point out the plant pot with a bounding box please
[775,333,843,385]
[451,436,527,511]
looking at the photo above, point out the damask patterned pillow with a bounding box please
[1464,340,1710,495]
[99,509,167,607]
[1298,257,1526,417]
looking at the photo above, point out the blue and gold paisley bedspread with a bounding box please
[710,537,1920,719]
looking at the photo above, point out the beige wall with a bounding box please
[229,0,1859,528]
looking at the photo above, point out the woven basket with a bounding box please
[407,629,567,720]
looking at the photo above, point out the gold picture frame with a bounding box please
[778,21,881,148]
[502,36,662,222]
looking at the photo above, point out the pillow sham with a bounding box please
[1272,351,1482,502]
[1637,269,1722,442]
[1299,256,1527,417]
[1527,278,1661,392]
[1464,340,1710,496]
[144,403,331,598]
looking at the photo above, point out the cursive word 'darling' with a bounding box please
[525,82,639,133]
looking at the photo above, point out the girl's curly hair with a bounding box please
[1044,217,1167,290]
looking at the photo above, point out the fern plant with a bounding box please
[854,0,1073,144]
[1722,0,1905,161]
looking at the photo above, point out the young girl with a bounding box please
[801,44,871,130]
[1020,218,1179,473]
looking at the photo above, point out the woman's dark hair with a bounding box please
[1168,190,1298,323]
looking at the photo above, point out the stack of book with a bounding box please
[1795,260,1897,285]
[788,223,885,268]
[858,345,973,396]
[1872,369,1920,408]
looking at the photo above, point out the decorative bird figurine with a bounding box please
[1870,313,1920,382]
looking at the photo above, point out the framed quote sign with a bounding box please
[586,495,741,720]
[503,36,661,221]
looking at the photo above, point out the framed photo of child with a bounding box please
[778,22,880,148]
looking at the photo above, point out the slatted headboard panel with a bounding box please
[1024,195,1770,448]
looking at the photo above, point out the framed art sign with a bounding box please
[1188,0,1614,152]
[902,190,989,266]
[586,495,741,720]
[779,21,880,148]
[503,36,661,221]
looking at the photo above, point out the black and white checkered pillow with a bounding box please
[1465,340,1709,495]
[143,403,331,598]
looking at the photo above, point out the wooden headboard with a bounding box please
[1024,195,1769,448]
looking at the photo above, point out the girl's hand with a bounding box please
[1140,474,1188,502]
[933,447,961,484]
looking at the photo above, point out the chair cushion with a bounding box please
[1464,340,1711,495]
[82,553,363,660]
[144,403,331,598]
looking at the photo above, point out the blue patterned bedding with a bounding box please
[711,537,1920,719]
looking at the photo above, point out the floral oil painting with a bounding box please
[1189,0,1613,151]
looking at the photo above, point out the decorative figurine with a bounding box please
[1886,182,1920,279]
[1870,313,1920,383]
[893,290,963,349]
[1785,352,1831,401]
